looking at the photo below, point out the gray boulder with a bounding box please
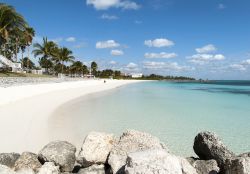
[38,141,76,172]
[179,157,199,174]
[0,153,20,168]
[37,162,60,174]
[77,132,115,167]
[0,164,16,174]
[125,149,197,174]
[77,164,106,174]
[14,152,42,172]
[238,153,250,158]
[225,157,250,174]
[188,158,220,174]
[108,130,167,174]
[193,131,235,171]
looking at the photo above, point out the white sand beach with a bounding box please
[0,79,140,153]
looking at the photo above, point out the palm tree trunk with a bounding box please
[20,50,24,69]
[15,39,18,62]
[27,46,30,72]
[28,46,30,59]
[3,44,6,57]
[61,61,64,74]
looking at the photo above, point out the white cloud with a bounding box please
[66,37,76,42]
[230,59,250,71]
[218,3,226,9]
[242,59,250,65]
[121,62,139,72]
[87,0,119,10]
[143,61,193,71]
[144,52,177,59]
[214,54,225,60]
[144,38,174,48]
[188,54,225,65]
[111,49,124,56]
[196,44,217,53]
[109,60,117,65]
[96,40,120,49]
[126,62,138,69]
[101,14,119,20]
[86,0,140,10]
[118,1,139,9]
[128,63,136,67]
[229,64,246,71]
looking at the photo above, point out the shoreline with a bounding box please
[0,79,141,106]
[0,79,144,153]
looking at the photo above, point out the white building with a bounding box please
[131,73,143,78]
[0,55,22,72]
[31,70,43,75]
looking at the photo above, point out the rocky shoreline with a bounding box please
[0,130,249,174]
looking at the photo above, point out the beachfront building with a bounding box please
[31,70,43,75]
[131,73,143,78]
[83,74,95,78]
[0,55,22,72]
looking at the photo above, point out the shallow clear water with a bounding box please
[50,81,250,156]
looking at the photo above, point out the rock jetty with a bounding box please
[0,130,249,174]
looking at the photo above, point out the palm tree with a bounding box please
[33,37,57,59]
[70,61,89,77]
[20,57,35,69]
[38,57,53,73]
[24,27,35,58]
[33,37,57,73]
[53,47,74,74]
[23,27,35,70]
[70,61,84,76]
[0,3,27,57]
[20,37,26,60]
[9,27,23,62]
[82,65,89,75]
[91,61,98,76]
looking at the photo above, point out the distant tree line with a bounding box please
[138,74,196,81]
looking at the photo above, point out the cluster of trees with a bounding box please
[0,3,93,76]
[139,74,196,81]
[0,3,34,62]
[33,37,80,75]
[96,69,121,78]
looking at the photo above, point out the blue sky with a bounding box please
[3,0,250,79]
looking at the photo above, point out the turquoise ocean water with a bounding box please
[51,81,250,156]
